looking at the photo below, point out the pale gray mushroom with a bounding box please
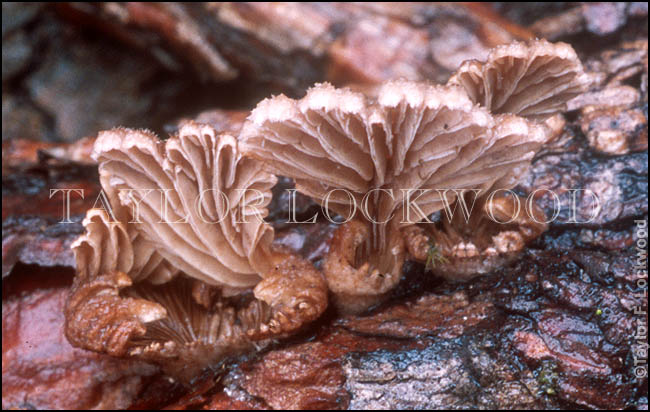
[403,190,549,281]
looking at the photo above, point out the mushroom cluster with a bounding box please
[240,39,588,311]
[65,123,327,380]
[65,39,588,378]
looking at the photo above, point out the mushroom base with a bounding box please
[65,251,330,383]
[403,193,548,281]
[323,220,405,314]
[125,278,273,383]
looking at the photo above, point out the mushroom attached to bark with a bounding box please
[448,39,589,121]
[240,80,548,312]
[401,39,592,279]
[402,115,550,281]
[66,208,175,355]
[403,190,548,281]
[65,123,327,381]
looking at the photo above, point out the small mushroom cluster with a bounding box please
[241,39,588,302]
[65,39,588,379]
[66,123,327,380]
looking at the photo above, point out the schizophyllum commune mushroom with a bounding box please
[65,40,588,381]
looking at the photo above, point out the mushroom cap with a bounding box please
[72,208,178,284]
[240,80,547,232]
[448,39,589,120]
[92,122,276,289]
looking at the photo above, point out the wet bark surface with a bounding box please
[2,2,648,409]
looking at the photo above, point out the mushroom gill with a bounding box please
[93,123,275,289]
[401,114,551,281]
[65,123,327,380]
[240,80,548,312]
[413,39,591,279]
[448,39,589,121]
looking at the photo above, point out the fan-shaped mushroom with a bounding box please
[65,123,327,380]
[448,39,589,121]
[93,123,276,289]
[66,208,173,355]
[418,39,591,278]
[240,80,548,312]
